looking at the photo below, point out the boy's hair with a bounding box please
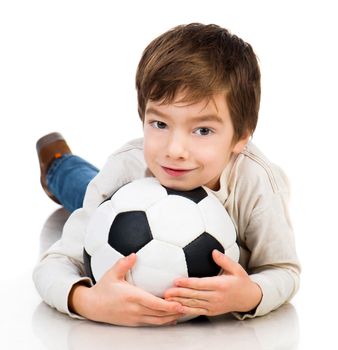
[136,23,261,141]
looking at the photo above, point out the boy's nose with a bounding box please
[166,132,189,160]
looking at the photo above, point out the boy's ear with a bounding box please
[232,131,251,154]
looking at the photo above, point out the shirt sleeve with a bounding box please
[233,191,301,320]
[32,140,148,317]
[32,208,93,318]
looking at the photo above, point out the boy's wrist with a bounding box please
[235,281,262,313]
[68,281,92,317]
[232,282,262,319]
[246,282,263,312]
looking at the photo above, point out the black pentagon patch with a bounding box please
[164,186,208,204]
[108,211,153,256]
[183,232,225,277]
[83,248,96,284]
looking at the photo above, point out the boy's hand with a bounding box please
[163,250,262,317]
[69,253,184,326]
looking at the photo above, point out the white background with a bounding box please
[1,0,337,348]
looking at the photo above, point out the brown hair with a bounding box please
[136,23,261,141]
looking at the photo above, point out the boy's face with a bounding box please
[143,92,249,191]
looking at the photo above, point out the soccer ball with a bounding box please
[83,177,239,299]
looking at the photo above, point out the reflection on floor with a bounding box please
[32,302,299,350]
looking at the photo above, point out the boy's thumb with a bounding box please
[212,249,240,275]
[112,253,137,280]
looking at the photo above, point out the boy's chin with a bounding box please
[158,181,200,191]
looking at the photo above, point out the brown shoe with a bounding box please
[36,132,72,204]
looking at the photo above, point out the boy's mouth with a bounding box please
[161,166,193,177]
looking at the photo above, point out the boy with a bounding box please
[33,23,300,326]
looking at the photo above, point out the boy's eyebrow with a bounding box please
[145,107,224,124]
[190,114,224,124]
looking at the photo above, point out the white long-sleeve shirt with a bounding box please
[33,138,300,320]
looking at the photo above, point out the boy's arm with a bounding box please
[233,193,300,320]
[231,151,300,319]
[33,140,145,314]
[33,208,183,325]
[33,138,184,325]
[164,193,300,319]
[33,208,94,318]
[165,156,301,319]
[68,253,184,326]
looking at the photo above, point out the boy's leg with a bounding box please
[37,133,99,212]
[47,154,98,212]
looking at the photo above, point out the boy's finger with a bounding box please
[139,314,181,326]
[138,292,184,313]
[142,307,183,317]
[172,276,215,290]
[109,253,137,280]
[212,249,242,275]
[164,286,208,300]
[178,305,208,316]
[165,296,209,310]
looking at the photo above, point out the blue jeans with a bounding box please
[47,154,99,212]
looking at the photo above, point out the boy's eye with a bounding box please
[151,121,167,129]
[195,127,213,136]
